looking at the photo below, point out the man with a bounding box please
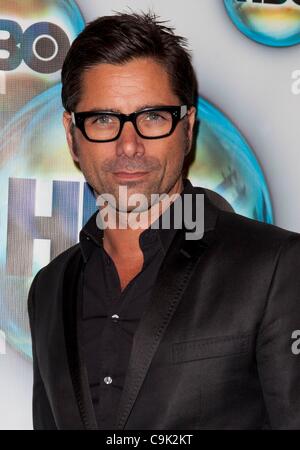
[27,11,300,430]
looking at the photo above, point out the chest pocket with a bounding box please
[172,334,252,364]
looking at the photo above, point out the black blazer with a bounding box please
[27,185,300,430]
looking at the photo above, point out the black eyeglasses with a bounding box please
[70,105,189,142]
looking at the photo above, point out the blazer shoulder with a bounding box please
[216,209,300,250]
[31,242,82,289]
[193,184,299,250]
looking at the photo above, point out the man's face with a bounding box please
[63,57,196,212]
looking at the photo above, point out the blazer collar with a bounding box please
[62,182,220,430]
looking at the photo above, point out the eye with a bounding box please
[93,114,113,124]
[87,114,119,127]
[144,111,166,121]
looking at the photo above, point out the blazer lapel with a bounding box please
[62,249,98,430]
[115,190,220,429]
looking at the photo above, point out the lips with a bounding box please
[113,171,148,179]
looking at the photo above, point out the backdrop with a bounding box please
[0,0,299,429]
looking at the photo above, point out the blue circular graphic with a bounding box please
[224,0,300,47]
[189,98,273,223]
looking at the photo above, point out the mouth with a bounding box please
[113,171,149,180]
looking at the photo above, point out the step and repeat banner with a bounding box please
[0,0,299,429]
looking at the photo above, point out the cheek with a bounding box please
[166,129,187,163]
[145,132,185,172]
[76,141,107,169]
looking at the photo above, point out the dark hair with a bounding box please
[61,10,198,113]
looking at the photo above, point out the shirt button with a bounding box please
[104,376,112,385]
[111,314,119,323]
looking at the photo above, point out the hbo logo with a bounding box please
[0,20,70,73]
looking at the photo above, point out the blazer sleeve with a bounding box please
[256,234,300,429]
[27,269,57,430]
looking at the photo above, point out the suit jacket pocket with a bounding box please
[172,333,252,364]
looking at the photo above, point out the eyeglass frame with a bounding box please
[70,105,189,143]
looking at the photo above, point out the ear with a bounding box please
[187,106,196,141]
[62,111,80,162]
[185,106,197,155]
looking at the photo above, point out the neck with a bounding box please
[101,177,184,259]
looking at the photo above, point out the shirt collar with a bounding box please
[79,177,194,262]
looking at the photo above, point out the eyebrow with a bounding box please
[81,103,173,113]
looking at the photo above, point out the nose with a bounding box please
[116,120,145,158]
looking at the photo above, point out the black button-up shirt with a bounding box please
[78,178,191,429]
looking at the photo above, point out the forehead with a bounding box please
[77,57,180,112]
